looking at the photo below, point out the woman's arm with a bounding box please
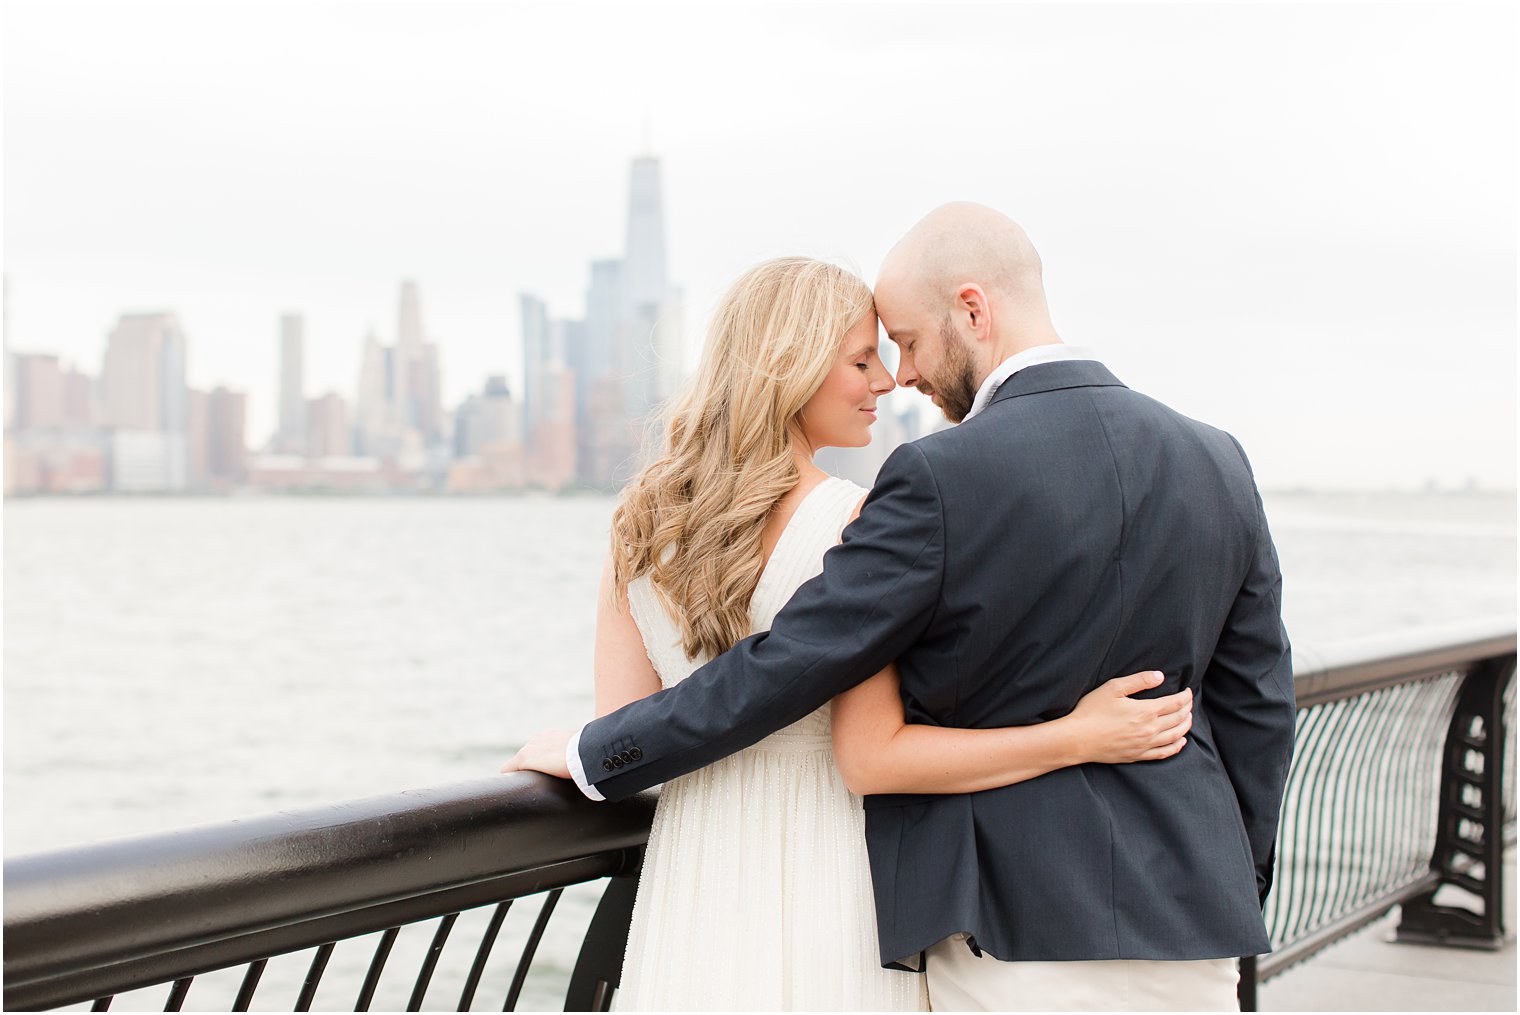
[593,556,662,717]
[828,496,1189,795]
[831,664,1192,796]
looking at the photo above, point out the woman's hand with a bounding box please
[500,729,574,779]
[1063,671,1193,764]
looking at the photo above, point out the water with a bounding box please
[3,490,1514,1009]
[5,491,1513,851]
[5,496,613,853]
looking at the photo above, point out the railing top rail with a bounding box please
[3,775,656,999]
[1290,617,1515,707]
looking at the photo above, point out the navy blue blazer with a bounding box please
[579,360,1294,966]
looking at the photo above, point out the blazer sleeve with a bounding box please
[578,442,948,802]
[1203,447,1297,904]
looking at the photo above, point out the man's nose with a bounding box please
[896,362,917,389]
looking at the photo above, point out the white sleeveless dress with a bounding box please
[616,477,929,1012]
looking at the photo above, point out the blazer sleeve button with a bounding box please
[612,756,625,768]
[629,747,643,761]
[601,759,614,772]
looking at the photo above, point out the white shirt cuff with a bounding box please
[566,724,605,801]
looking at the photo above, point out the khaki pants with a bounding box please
[925,934,1240,1012]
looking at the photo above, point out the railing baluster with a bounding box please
[1367,680,1425,900]
[1502,675,1516,833]
[1398,676,1458,893]
[1328,684,1384,914]
[163,976,192,1011]
[503,887,563,1011]
[294,942,336,1012]
[1307,700,1356,935]
[355,927,401,1012]
[459,901,513,1011]
[407,912,459,1012]
[1382,680,1431,888]
[1281,701,1335,941]
[1312,701,1357,931]
[232,958,267,1012]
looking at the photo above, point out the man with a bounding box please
[508,203,1295,1010]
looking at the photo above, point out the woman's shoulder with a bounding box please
[808,475,870,537]
[816,475,869,526]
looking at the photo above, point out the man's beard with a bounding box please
[922,316,979,423]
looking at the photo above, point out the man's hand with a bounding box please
[500,729,574,779]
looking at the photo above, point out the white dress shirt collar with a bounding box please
[963,344,1098,422]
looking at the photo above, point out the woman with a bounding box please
[517,258,1190,1010]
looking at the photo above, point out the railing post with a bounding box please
[1396,655,1515,949]
[1236,955,1258,1011]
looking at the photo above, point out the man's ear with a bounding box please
[956,283,991,343]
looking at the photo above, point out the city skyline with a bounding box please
[4,151,699,495]
[3,2,1514,490]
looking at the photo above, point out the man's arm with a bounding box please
[577,442,948,802]
[1204,462,1296,904]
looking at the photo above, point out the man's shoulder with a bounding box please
[881,426,971,477]
[894,384,1252,479]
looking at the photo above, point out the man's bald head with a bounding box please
[877,202,1048,317]
[874,203,1063,419]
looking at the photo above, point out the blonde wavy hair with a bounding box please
[611,257,874,661]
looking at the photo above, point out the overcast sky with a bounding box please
[4,1,1515,489]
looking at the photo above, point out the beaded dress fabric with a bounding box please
[616,477,928,1012]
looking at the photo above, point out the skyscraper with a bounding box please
[520,292,550,436]
[623,157,668,324]
[576,259,627,484]
[515,152,683,490]
[621,156,672,419]
[13,354,65,430]
[355,327,390,456]
[397,280,424,371]
[3,275,14,432]
[454,375,521,458]
[394,280,442,439]
[101,312,189,490]
[585,260,623,367]
[189,385,248,486]
[102,312,185,432]
[519,295,578,489]
[417,341,443,441]
[207,387,247,481]
[277,313,306,454]
[350,280,444,462]
[305,392,350,458]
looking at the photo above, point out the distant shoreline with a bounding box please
[5,487,1517,502]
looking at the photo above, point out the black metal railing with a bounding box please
[1238,619,1516,1010]
[3,777,656,1012]
[5,620,1515,1013]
